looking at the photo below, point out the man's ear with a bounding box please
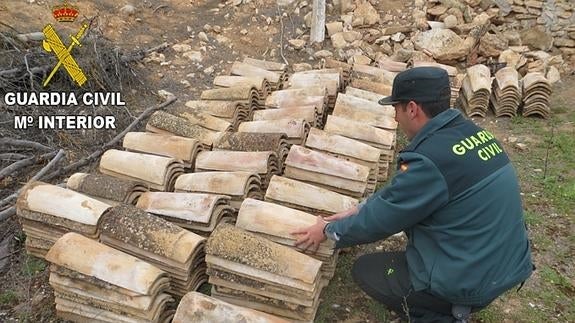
[407,101,419,119]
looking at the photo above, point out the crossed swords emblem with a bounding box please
[42,23,89,87]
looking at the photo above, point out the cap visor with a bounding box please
[378,96,399,106]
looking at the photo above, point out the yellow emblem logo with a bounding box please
[42,1,88,87]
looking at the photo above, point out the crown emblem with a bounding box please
[52,1,79,23]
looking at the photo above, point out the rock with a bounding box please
[292,63,313,72]
[304,12,312,28]
[413,9,428,30]
[213,25,222,33]
[182,51,203,62]
[444,15,458,29]
[331,32,348,49]
[288,39,306,49]
[326,22,343,36]
[374,36,390,45]
[502,30,522,46]
[240,29,248,35]
[119,4,137,16]
[412,29,464,60]
[158,90,174,100]
[278,0,297,6]
[342,31,362,42]
[232,0,242,5]
[555,38,575,48]
[520,28,553,50]
[381,25,412,36]
[524,0,543,8]
[427,5,448,16]
[391,32,405,42]
[391,48,413,62]
[479,33,508,57]
[546,66,560,84]
[352,0,380,26]
[314,50,334,58]
[515,143,528,151]
[498,49,525,69]
[492,0,512,16]
[428,21,446,30]
[172,43,192,53]
[349,54,372,65]
[379,42,393,55]
[198,32,210,42]
[203,66,215,75]
[203,24,213,32]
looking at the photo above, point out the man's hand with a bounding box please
[324,205,359,222]
[291,216,327,253]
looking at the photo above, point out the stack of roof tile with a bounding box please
[253,105,321,128]
[99,149,185,191]
[201,86,265,111]
[213,75,272,97]
[458,64,492,117]
[123,132,207,169]
[283,145,370,198]
[345,86,385,103]
[288,71,341,111]
[179,100,251,131]
[263,87,328,124]
[173,292,288,323]
[352,63,396,88]
[205,224,324,322]
[213,132,290,170]
[324,115,395,183]
[66,172,148,205]
[332,93,397,131]
[231,61,285,91]
[238,119,310,146]
[521,72,552,119]
[324,58,353,86]
[195,151,280,189]
[99,204,207,297]
[46,233,174,322]
[236,198,338,281]
[16,182,110,258]
[136,192,235,234]
[243,57,289,89]
[174,172,263,210]
[304,128,381,195]
[146,111,224,145]
[265,175,358,217]
[490,67,521,118]
[349,77,392,96]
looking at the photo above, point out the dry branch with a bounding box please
[0,138,52,152]
[0,149,65,221]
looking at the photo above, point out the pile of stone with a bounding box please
[205,224,324,322]
[46,233,174,322]
[146,110,224,146]
[490,67,521,117]
[66,172,148,206]
[136,192,235,234]
[175,172,263,210]
[521,72,552,118]
[123,132,208,169]
[99,204,207,297]
[236,198,338,281]
[194,151,280,189]
[99,149,185,191]
[283,145,371,198]
[16,182,110,258]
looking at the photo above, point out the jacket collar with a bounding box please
[404,108,462,151]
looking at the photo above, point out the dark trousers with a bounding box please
[352,252,484,323]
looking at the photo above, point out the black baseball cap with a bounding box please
[378,67,451,106]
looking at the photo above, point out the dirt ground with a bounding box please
[1,0,574,322]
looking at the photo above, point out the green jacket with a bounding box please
[327,108,533,306]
